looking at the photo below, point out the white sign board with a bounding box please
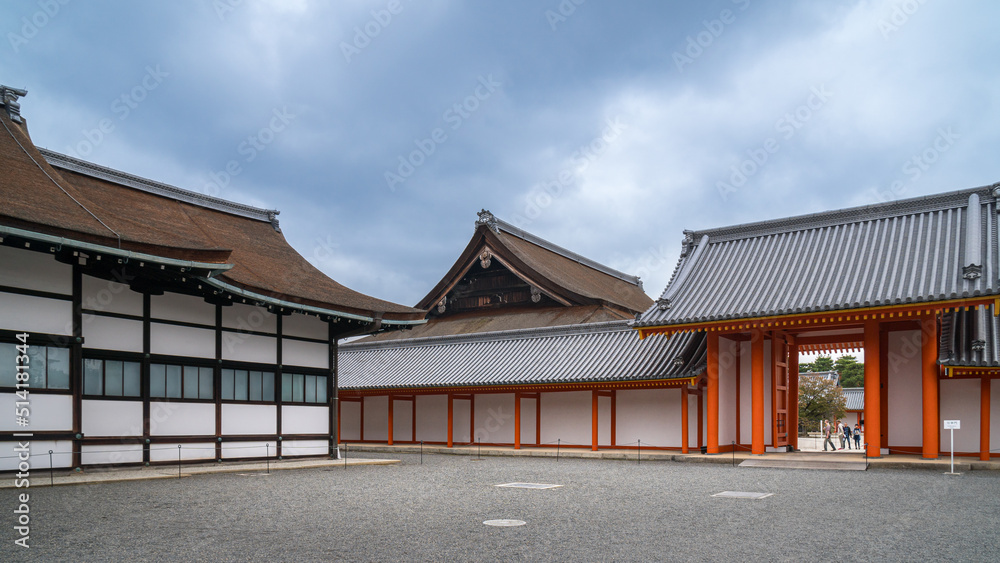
[944,420,960,430]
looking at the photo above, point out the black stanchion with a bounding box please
[344,443,348,469]
[732,441,736,467]
[477,438,481,460]
[49,450,54,486]
[637,439,641,465]
[420,441,423,465]
[556,438,560,462]
[177,445,182,478]
[266,443,270,475]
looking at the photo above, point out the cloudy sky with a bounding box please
[2,0,998,308]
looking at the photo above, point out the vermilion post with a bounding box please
[387,394,394,446]
[865,319,881,458]
[447,393,453,448]
[707,331,720,454]
[591,390,599,451]
[514,392,521,450]
[751,331,764,455]
[921,315,939,459]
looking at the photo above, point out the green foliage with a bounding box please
[804,356,835,373]
[835,355,864,388]
[798,376,846,434]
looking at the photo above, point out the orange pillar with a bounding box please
[514,392,521,450]
[981,377,991,461]
[864,319,881,457]
[789,341,799,451]
[751,330,765,455]
[387,395,394,446]
[681,386,689,454]
[921,316,939,459]
[591,390,599,451]
[610,390,617,447]
[707,331,720,454]
[447,394,453,448]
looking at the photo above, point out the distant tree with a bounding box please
[800,355,834,373]
[835,355,864,388]
[798,377,846,434]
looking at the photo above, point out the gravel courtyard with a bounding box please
[3,452,1000,562]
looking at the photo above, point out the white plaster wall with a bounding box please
[151,443,214,462]
[0,291,72,335]
[739,341,752,444]
[598,395,611,446]
[887,330,923,448]
[0,393,72,431]
[520,397,537,445]
[82,400,143,436]
[83,444,144,466]
[222,440,275,459]
[453,398,471,443]
[282,339,328,370]
[222,404,277,435]
[283,312,328,339]
[150,293,215,326]
[415,395,447,443]
[221,333,276,364]
[993,380,1000,456]
[616,389,681,448]
[363,396,388,441]
[718,337,738,446]
[0,440,72,471]
[82,273,142,316]
[688,393,699,447]
[150,323,215,359]
[283,439,327,456]
[940,379,980,454]
[82,315,143,352]
[0,246,71,294]
[392,399,413,441]
[539,391,590,446]
[282,405,329,435]
[149,402,215,436]
[221,303,277,333]
[340,401,361,441]
[474,393,514,444]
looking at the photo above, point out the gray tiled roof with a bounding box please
[339,321,705,390]
[636,186,999,327]
[842,387,864,411]
[940,303,999,367]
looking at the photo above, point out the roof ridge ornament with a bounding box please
[656,298,671,311]
[267,210,281,233]
[992,183,1000,199]
[1,85,27,123]
[476,209,500,233]
[680,230,696,257]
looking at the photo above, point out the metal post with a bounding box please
[420,440,423,465]
[477,437,481,460]
[732,441,735,468]
[637,439,641,465]
[49,450,54,486]
[177,445,182,478]
[864,443,868,470]
[556,438,560,462]
[344,443,348,469]
[950,428,955,474]
[266,443,270,475]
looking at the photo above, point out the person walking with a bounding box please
[844,423,853,450]
[837,420,846,450]
[853,423,862,449]
[823,420,836,451]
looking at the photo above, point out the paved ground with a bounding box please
[3,451,1000,562]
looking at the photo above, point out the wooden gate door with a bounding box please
[772,333,790,448]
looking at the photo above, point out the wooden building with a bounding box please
[0,86,424,470]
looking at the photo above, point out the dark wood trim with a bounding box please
[148,317,216,331]
[80,309,143,322]
[142,292,151,465]
[71,265,83,469]
[215,304,223,462]
[276,313,283,458]
[329,323,338,458]
[0,283,73,301]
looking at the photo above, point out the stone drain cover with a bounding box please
[495,482,562,489]
[484,519,526,527]
[712,491,773,499]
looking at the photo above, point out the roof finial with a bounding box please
[267,210,281,233]
[1,85,28,123]
[476,209,499,233]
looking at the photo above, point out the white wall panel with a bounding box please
[151,292,215,325]
[887,330,923,448]
[520,397,537,445]
[598,395,611,446]
[221,333,276,364]
[363,396,388,441]
[392,398,413,441]
[149,402,215,436]
[688,393,699,448]
[83,444,143,466]
[222,440,275,459]
[473,393,514,444]
[940,379,980,453]
[0,246,71,294]
[340,401,361,441]
[453,398,471,443]
[992,380,1000,457]
[539,391,590,446]
[82,400,143,436]
[151,443,214,462]
[0,440,72,471]
[281,405,329,435]
[82,273,142,316]
[82,315,143,352]
[222,303,276,333]
[718,336,738,445]
[282,339,328,369]
[150,323,215,359]
[616,389,681,448]
[0,292,72,335]
[0,393,72,431]
[415,394,447,443]
[283,312,327,339]
[222,404,277,435]
[283,439,327,456]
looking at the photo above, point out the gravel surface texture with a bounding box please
[2,452,999,562]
